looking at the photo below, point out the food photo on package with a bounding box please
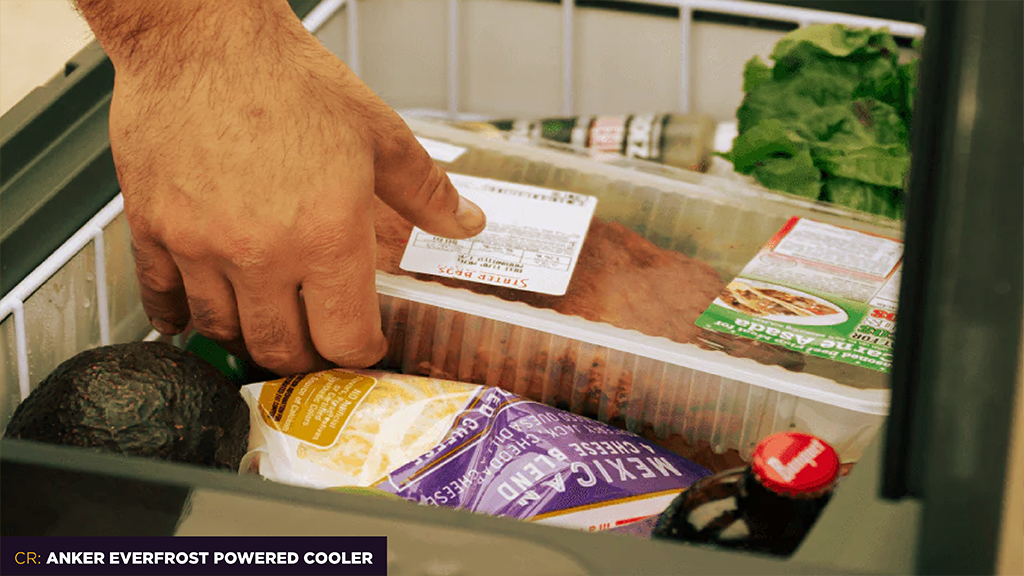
[239,369,711,536]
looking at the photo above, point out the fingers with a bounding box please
[300,220,388,369]
[175,263,242,345]
[132,236,190,335]
[230,274,330,376]
[134,221,384,375]
[373,122,486,239]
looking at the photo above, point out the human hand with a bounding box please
[81,0,485,374]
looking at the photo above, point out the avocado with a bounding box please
[4,342,250,471]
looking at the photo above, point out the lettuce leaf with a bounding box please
[743,56,773,93]
[723,23,918,219]
[824,178,903,220]
[728,120,822,199]
[771,23,899,62]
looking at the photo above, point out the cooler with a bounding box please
[0,1,1020,575]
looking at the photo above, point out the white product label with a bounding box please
[624,114,657,160]
[416,137,467,163]
[399,174,598,296]
[869,265,901,312]
[772,218,903,278]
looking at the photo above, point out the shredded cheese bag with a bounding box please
[240,369,710,533]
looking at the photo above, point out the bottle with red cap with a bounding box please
[651,432,841,556]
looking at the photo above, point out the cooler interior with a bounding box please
[0,114,900,465]
[0,2,936,574]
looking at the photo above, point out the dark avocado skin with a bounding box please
[4,342,250,471]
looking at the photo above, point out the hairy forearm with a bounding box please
[72,0,306,79]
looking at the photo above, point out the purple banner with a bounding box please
[0,537,385,576]
[375,387,710,525]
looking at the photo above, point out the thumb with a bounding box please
[373,121,486,239]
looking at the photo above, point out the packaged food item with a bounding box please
[651,432,840,555]
[372,173,887,466]
[450,113,717,173]
[695,216,903,374]
[374,175,815,380]
[239,369,712,533]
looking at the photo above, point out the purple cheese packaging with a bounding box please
[239,369,710,535]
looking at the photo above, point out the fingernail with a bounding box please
[151,319,180,335]
[456,196,486,233]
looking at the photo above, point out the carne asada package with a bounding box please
[239,369,710,533]
[695,216,903,373]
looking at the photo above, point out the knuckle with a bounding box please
[299,221,355,255]
[185,291,240,340]
[245,308,288,348]
[197,325,241,344]
[225,231,276,272]
[161,228,205,262]
[143,305,189,333]
[136,267,181,296]
[249,347,312,376]
[134,259,184,301]
[187,296,219,326]
[318,325,386,368]
[324,343,385,369]
[242,309,313,375]
[191,306,240,341]
[416,165,453,210]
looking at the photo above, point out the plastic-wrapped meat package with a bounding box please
[371,198,817,471]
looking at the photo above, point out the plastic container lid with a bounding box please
[751,432,840,495]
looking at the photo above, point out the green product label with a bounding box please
[695,217,902,373]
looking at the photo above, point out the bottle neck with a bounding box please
[740,468,835,554]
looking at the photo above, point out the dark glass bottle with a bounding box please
[651,432,840,556]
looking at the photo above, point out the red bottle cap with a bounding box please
[751,432,840,495]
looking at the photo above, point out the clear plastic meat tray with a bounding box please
[375,118,901,465]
